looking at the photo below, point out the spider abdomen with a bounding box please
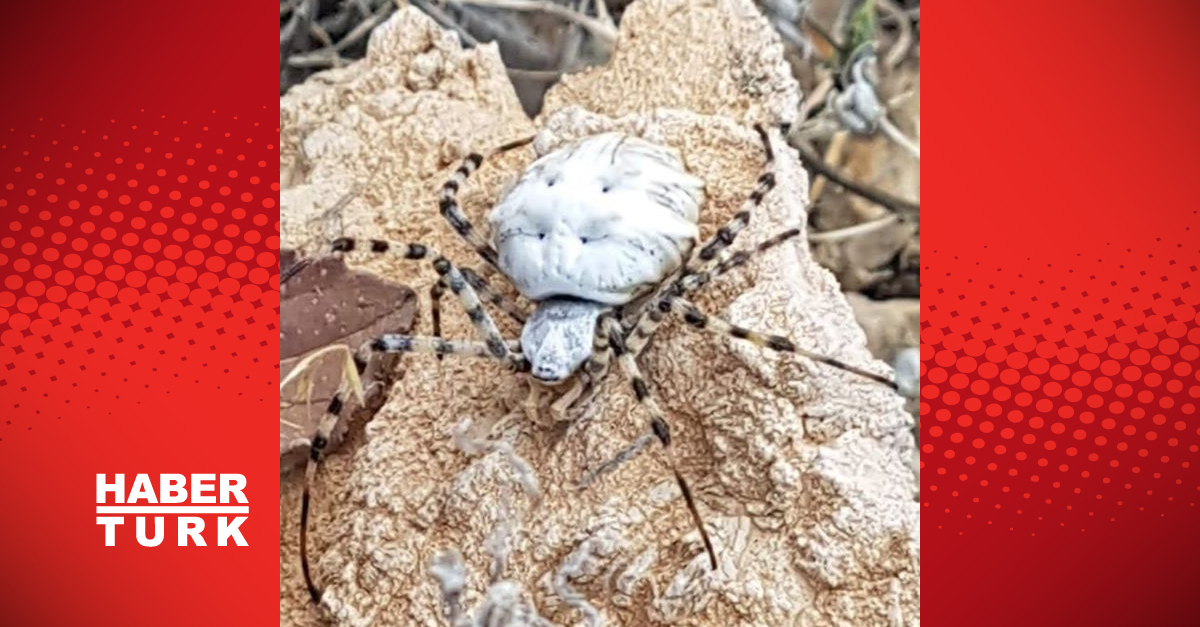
[489,133,705,306]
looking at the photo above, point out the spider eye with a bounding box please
[601,185,611,193]
[546,178,557,187]
[580,237,589,244]
[538,233,546,240]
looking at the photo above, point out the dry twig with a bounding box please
[879,115,920,160]
[807,213,900,243]
[876,0,914,69]
[448,0,619,46]
[412,0,481,46]
[792,140,920,219]
[809,129,848,202]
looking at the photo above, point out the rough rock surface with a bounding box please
[280,2,918,627]
[845,293,921,487]
[540,0,800,129]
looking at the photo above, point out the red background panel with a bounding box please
[0,2,278,626]
[1,1,273,118]
[925,0,1200,624]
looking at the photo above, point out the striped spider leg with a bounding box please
[301,136,539,603]
[571,124,894,424]
[574,128,898,570]
[299,236,532,603]
[430,267,528,359]
[549,123,777,420]
[429,135,535,350]
[564,125,777,570]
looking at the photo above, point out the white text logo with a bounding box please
[95,474,250,547]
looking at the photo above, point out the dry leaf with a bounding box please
[279,249,418,470]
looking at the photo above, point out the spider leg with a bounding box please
[300,330,528,604]
[623,125,778,357]
[439,136,535,271]
[548,308,618,421]
[660,294,898,390]
[299,344,372,604]
[692,174,775,265]
[430,267,528,360]
[331,237,515,362]
[620,225,804,358]
[682,227,802,293]
[581,316,718,570]
[301,405,339,604]
[682,124,775,276]
[624,226,804,359]
[624,227,801,356]
[552,125,780,418]
[371,334,526,369]
[429,281,446,360]
[461,267,527,324]
[557,203,792,419]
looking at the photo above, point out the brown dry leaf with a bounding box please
[279,248,418,470]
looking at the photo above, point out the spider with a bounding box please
[297,123,899,604]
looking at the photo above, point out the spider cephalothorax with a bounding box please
[519,297,607,383]
[297,124,898,605]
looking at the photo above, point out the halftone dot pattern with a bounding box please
[922,230,1200,534]
[0,109,279,440]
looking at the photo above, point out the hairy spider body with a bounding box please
[298,124,899,605]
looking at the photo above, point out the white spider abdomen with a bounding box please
[489,133,705,306]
